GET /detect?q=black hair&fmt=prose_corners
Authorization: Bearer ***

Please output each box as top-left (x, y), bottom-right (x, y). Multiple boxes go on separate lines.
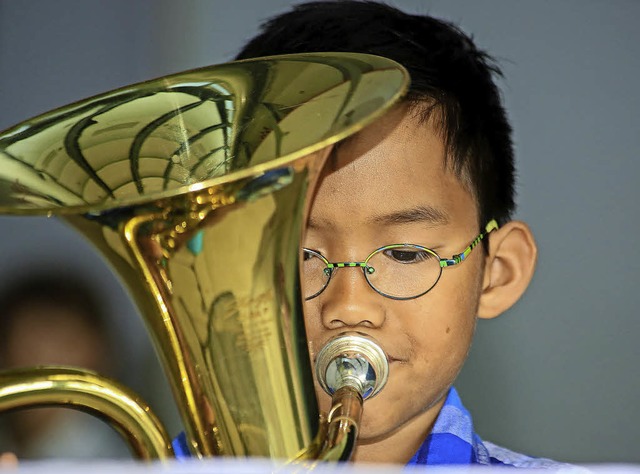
top-left (236, 0), bottom-right (516, 227)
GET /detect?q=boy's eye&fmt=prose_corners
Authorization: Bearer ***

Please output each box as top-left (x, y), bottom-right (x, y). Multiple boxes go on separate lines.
top-left (303, 249), bottom-right (322, 261)
top-left (383, 247), bottom-right (432, 264)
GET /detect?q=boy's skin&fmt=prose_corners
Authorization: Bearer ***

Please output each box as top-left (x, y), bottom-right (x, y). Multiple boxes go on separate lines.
top-left (303, 104), bottom-right (537, 463)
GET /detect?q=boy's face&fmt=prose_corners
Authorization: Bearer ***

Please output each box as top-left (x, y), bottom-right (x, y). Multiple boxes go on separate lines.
top-left (303, 105), bottom-right (486, 450)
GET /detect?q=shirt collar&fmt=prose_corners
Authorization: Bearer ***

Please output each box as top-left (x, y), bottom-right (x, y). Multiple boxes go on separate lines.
top-left (407, 386), bottom-right (487, 465)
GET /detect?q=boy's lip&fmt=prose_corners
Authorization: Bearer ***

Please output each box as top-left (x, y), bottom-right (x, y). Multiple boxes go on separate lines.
top-left (312, 330), bottom-right (407, 364)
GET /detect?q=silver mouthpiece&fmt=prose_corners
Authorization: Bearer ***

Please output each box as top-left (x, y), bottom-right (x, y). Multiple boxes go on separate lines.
top-left (315, 334), bottom-right (389, 400)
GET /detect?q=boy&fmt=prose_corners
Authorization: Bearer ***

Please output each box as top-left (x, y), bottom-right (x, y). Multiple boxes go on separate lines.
top-left (234, 0), bottom-right (557, 467)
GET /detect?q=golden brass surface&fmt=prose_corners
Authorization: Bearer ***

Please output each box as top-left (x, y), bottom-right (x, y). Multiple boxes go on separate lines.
top-left (0, 53), bottom-right (408, 460)
top-left (0, 367), bottom-right (172, 459)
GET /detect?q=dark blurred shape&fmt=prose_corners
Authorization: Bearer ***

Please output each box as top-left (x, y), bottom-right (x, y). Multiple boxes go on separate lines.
top-left (0, 271), bottom-right (129, 459)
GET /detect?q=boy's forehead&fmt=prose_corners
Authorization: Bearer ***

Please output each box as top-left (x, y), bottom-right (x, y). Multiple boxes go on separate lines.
top-left (325, 104), bottom-right (446, 174)
top-left (310, 105), bottom-right (480, 232)
top-left (322, 103), bottom-right (473, 199)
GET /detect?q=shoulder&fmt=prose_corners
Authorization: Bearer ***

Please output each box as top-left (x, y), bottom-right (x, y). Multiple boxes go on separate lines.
top-left (480, 440), bottom-right (580, 470)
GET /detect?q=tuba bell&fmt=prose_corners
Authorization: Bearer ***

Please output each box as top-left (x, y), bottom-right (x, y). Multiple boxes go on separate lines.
top-left (0, 53), bottom-right (407, 461)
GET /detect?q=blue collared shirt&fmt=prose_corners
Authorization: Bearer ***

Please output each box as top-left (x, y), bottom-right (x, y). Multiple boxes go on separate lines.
top-left (172, 386), bottom-right (566, 468)
top-left (408, 387), bottom-right (565, 468)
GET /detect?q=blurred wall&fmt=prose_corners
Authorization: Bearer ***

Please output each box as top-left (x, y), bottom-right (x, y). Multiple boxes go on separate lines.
top-left (0, 0), bottom-right (638, 463)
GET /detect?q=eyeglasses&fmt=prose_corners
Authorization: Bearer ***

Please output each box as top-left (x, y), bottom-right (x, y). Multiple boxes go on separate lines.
top-left (302, 219), bottom-right (498, 301)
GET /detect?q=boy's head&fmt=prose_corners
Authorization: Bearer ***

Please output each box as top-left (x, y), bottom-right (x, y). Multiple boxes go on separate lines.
top-left (237, 0), bottom-right (515, 228)
top-left (238, 1), bottom-right (537, 463)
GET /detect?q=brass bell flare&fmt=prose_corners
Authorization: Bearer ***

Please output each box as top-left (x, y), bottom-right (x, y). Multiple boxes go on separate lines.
top-left (0, 52), bottom-right (407, 461)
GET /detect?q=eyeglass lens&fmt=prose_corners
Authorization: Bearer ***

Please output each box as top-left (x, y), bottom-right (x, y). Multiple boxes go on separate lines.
top-left (302, 246), bottom-right (442, 300)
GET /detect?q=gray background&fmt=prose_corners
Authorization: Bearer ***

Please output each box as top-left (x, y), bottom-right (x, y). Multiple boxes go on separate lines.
top-left (0, 0), bottom-right (638, 464)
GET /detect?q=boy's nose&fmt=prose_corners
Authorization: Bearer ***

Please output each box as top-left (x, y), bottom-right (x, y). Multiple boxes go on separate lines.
top-left (319, 269), bottom-right (385, 329)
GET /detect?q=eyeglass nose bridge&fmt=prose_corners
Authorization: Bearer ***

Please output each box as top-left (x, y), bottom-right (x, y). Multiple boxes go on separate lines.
top-left (325, 261), bottom-right (374, 274)
top-left (314, 260), bottom-right (378, 300)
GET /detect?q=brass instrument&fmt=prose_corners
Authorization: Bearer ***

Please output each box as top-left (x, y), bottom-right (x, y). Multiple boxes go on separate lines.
top-left (0, 53), bottom-right (407, 461)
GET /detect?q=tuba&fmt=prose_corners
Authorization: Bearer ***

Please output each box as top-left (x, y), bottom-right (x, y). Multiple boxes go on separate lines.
top-left (0, 53), bottom-right (407, 461)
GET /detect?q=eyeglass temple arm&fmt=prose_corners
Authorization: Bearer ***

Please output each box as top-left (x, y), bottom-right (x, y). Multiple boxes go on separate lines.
top-left (439, 219), bottom-right (499, 268)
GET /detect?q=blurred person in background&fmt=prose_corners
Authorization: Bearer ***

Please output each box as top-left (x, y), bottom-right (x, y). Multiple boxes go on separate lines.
top-left (0, 271), bottom-right (130, 459)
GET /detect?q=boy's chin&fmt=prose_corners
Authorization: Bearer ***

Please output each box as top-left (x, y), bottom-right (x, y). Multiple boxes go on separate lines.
top-left (314, 385), bottom-right (421, 443)
top-left (357, 405), bottom-right (402, 441)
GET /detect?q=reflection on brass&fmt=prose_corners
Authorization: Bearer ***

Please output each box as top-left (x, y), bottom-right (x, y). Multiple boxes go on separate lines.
top-left (0, 53), bottom-right (408, 460)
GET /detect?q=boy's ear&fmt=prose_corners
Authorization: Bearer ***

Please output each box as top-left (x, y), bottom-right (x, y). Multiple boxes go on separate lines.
top-left (477, 220), bottom-right (537, 319)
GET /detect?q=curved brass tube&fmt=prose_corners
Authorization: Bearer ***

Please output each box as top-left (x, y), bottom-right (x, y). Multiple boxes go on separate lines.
top-left (288, 387), bottom-right (362, 467)
top-left (319, 386), bottom-right (363, 461)
top-left (0, 367), bottom-right (173, 460)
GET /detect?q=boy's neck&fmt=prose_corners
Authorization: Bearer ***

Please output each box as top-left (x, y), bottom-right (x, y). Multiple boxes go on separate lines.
top-left (350, 396), bottom-right (446, 464)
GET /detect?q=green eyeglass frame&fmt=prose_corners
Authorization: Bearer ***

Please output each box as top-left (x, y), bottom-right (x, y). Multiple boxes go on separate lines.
top-left (303, 219), bottom-right (499, 300)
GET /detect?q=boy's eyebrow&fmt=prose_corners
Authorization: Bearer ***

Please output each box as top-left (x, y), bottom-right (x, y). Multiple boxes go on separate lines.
top-left (367, 205), bottom-right (450, 226)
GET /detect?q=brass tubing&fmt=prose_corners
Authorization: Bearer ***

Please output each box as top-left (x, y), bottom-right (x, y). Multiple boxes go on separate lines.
top-left (119, 212), bottom-right (215, 457)
top-left (319, 386), bottom-right (363, 461)
top-left (0, 367), bottom-right (173, 460)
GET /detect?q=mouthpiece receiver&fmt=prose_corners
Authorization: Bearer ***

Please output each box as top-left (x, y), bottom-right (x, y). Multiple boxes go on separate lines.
top-left (315, 334), bottom-right (389, 400)
top-left (310, 334), bottom-right (389, 461)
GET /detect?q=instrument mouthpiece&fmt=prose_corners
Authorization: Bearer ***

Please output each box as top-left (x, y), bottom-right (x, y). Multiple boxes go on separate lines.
top-left (315, 334), bottom-right (389, 400)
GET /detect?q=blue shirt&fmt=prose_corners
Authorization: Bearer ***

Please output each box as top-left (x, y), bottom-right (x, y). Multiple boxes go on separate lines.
top-left (173, 386), bottom-right (567, 468)
top-left (408, 387), bottom-right (565, 468)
